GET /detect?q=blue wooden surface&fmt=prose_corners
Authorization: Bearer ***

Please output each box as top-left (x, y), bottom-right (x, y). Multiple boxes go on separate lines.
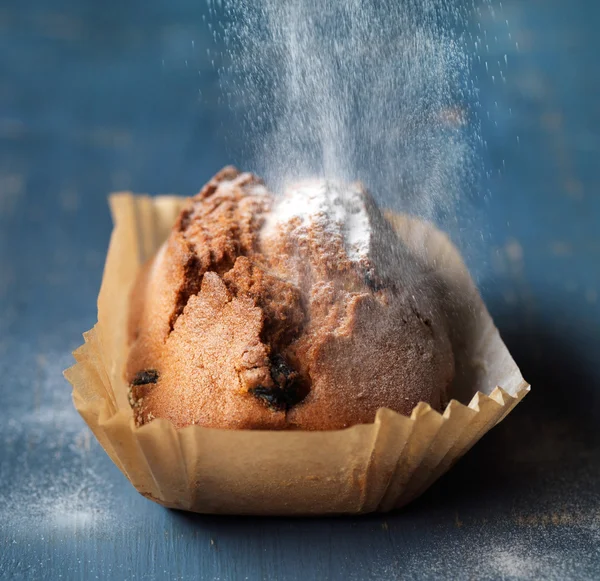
top-left (1, 1), bottom-right (599, 580)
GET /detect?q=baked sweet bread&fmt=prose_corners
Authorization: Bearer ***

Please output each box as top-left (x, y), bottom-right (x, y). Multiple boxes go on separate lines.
top-left (126, 167), bottom-right (454, 430)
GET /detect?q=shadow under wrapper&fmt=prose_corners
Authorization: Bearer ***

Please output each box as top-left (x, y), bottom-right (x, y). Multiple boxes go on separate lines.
top-left (411, 292), bottom-right (600, 513)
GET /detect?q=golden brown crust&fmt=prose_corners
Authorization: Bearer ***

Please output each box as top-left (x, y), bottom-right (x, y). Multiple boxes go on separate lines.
top-left (126, 167), bottom-right (454, 430)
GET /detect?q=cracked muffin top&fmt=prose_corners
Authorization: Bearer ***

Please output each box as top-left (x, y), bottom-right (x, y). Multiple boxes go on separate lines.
top-left (125, 166), bottom-right (455, 430)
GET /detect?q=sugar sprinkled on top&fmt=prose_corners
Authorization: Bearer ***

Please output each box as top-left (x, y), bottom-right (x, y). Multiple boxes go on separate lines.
top-left (263, 179), bottom-right (371, 261)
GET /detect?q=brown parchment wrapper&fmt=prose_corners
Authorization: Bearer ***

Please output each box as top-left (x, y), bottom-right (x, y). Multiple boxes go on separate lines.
top-left (64, 193), bottom-right (529, 515)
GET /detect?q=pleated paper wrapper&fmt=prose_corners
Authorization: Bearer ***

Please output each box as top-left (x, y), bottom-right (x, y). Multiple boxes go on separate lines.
top-left (64, 193), bottom-right (529, 516)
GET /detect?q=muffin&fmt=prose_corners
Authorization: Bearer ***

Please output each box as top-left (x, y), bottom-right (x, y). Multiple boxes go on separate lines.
top-left (126, 167), bottom-right (455, 430)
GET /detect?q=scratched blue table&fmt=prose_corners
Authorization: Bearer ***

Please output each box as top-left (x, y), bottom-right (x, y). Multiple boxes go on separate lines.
top-left (1, 1), bottom-right (599, 580)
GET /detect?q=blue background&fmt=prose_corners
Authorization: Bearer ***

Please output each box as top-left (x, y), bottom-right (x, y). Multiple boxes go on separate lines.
top-left (1, 1), bottom-right (599, 579)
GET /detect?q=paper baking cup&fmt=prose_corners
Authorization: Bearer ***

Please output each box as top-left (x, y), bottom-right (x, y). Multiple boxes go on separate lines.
top-left (64, 193), bottom-right (529, 515)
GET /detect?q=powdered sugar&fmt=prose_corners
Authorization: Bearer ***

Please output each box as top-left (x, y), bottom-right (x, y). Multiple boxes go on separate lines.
top-left (0, 347), bottom-right (116, 535)
top-left (263, 179), bottom-right (371, 261)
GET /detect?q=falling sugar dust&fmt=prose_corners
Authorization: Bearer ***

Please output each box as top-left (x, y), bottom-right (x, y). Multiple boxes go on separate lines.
top-left (210, 0), bottom-right (494, 232)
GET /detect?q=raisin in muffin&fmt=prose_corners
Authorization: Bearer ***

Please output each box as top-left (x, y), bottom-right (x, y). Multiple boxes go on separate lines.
top-left (126, 167), bottom-right (454, 430)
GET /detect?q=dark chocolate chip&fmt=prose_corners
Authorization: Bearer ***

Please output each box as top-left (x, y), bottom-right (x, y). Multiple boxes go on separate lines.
top-left (248, 385), bottom-right (289, 412)
top-left (249, 355), bottom-right (309, 412)
top-left (270, 354), bottom-right (294, 387)
top-left (131, 369), bottom-right (159, 386)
